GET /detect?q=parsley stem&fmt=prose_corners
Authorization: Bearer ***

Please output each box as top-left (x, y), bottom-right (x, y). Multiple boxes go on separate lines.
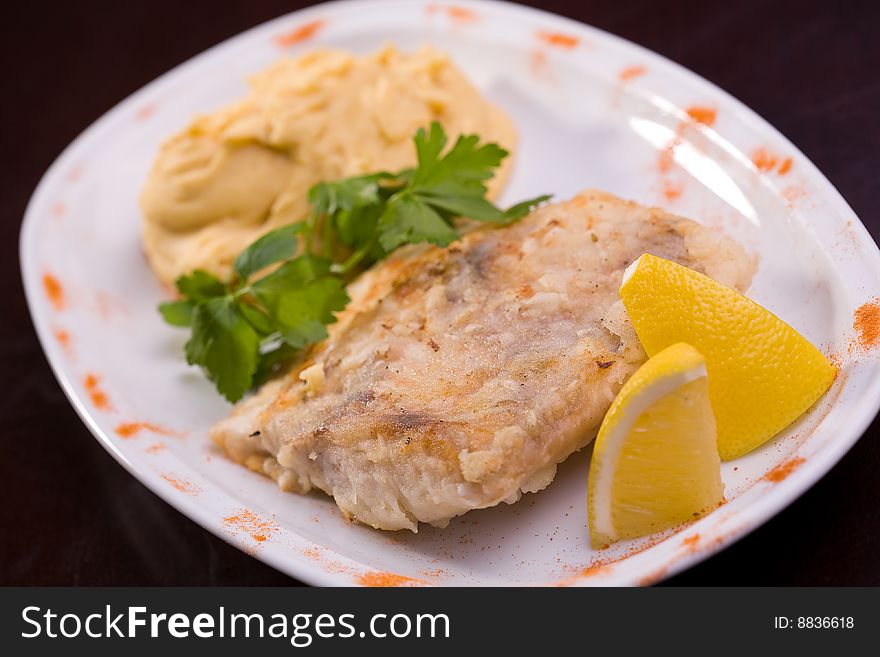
top-left (232, 286), bottom-right (252, 301)
top-left (321, 212), bottom-right (334, 259)
top-left (304, 209), bottom-right (319, 255)
top-left (331, 240), bottom-right (374, 275)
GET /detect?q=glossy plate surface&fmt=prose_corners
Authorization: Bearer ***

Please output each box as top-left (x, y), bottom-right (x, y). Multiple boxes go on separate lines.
top-left (20, 0), bottom-right (880, 585)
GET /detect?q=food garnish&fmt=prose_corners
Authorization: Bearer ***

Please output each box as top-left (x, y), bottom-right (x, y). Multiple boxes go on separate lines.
top-left (587, 343), bottom-right (722, 548)
top-left (619, 253), bottom-right (836, 460)
top-left (160, 122), bottom-right (549, 401)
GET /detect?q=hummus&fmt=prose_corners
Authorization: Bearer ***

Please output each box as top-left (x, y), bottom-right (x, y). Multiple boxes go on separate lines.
top-left (140, 45), bottom-right (517, 285)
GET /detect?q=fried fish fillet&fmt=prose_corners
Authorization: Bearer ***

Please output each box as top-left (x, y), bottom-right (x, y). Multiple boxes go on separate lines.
top-left (211, 190), bottom-right (756, 531)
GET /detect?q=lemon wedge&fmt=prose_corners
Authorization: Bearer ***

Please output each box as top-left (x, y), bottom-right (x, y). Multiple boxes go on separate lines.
top-left (588, 343), bottom-right (722, 548)
top-left (620, 254), bottom-right (836, 460)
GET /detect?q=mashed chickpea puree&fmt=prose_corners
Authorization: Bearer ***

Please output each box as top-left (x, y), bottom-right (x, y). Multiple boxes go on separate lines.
top-left (140, 45), bottom-right (517, 285)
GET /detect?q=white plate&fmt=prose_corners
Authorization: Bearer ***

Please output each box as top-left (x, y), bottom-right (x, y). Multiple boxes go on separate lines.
top-left (20, 0), bottom-right (880, 586)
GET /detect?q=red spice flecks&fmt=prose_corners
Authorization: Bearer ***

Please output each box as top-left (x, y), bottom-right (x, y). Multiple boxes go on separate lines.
top-left (618, 65), bottom-right (646, 81)
top-left (752, 147), bottom-right (778, 172)
top-left (43, 272), bottom-right (65, 311)
top-left (553, 562), bottom-right (613, 587)
top-left (447, 6), bottom-right (478, 22)
top-left (655, 105), bottom-right (714, 201)
top-left (54, 328), bottom-right (73, 356)
top-left (536, 30), bottom-right (580, 49)
top-left (161, 474), bottom-right (201, 495)
top-left (764, 456), bottom-right (806, 483)
top-left (427, 4), bottom-right (478, 21)
top-left (852, 299), bottom-right (880, 351)
top-left (662, 179), bottom-right (683, 201)
top-left (274, 19), bottom-right (325, 47)
top-left (658, 139), bottom-right (678, 174)
top-left (135, 104), bottom-right (157, 121)
top-left (421, 567), bottom-right (450, 580)
top-left (656, 138), bottom-right (683, 206)
top-left (530, 48), bottom-right (547, 76)
top-left (94, 291), bottom-right (129, 320)
top-left (303, 546), bottom-right (323, 561)
top-left (575, 563), bottom-right (608, 578)
top-left (658, 153), bottom-right (674, 175)
top-left (356, 571), bottom-right (427, 587)
top-left (115, 422), bottom-right (182, 439)
top-left (556, 505), bottom-right (731, 587)
top-left (222, 509), bottom-right (279, 544)
top-left (752, 148), bottom-right (793, 175)
top-left (145, 442), bottom-right (167, 455)
top-left (83, 373), bottom-right (113, 411)
top-left (685, 105), bottom-right (717, 127)
top-left (67, 164), bottom-right (84, 182)
top-left (782, 184), bottom-right (807, 207)
top-left (682, 534), bottom-right (701, 551)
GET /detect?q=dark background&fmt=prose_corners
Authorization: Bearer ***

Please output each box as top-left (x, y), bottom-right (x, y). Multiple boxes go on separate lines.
top-left (3, 0), bottom-right (878, 586)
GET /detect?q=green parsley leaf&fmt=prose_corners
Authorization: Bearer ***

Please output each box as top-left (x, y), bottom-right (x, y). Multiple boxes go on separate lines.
top-left (413, 127), bottom-right (507, 187)
top-left (333, 203), bottom-right (385, 257)
top-left (501, 194), bottom-right (553, 222)
top-left (236, 300), bottom-right (276, 336)
top-left (310, 175), bottom-right (388, 253)
top-left (158, 299), bottom-right (195, 327)
top-left (251, 255), bottom-right (349, 348)
top-left (412, 181), bottom-right (506, 221)
top-left (309, 173), bottom-right (391, 217)
top-left (175, 270), bottom-right (225, 301)
top-left (233, 222), bottom-right (305, 282)
top-left (377, 194), bottom-right (458, 251)
top-left (411, 121), bottom-right (448, 183)
top-left (185, 297), bottom-right (260, 403)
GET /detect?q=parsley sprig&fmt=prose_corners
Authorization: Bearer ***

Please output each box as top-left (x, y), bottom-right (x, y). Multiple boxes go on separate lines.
top-left (160, 122), bottom-right (550, 401)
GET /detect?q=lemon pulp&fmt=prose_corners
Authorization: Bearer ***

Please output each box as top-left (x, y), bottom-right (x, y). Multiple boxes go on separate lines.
top-left (588, 343), bottom-right (722, 548)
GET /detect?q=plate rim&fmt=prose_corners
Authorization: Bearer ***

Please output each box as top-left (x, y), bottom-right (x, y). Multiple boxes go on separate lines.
top-left (19, 0), bottom-right (880, 586)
